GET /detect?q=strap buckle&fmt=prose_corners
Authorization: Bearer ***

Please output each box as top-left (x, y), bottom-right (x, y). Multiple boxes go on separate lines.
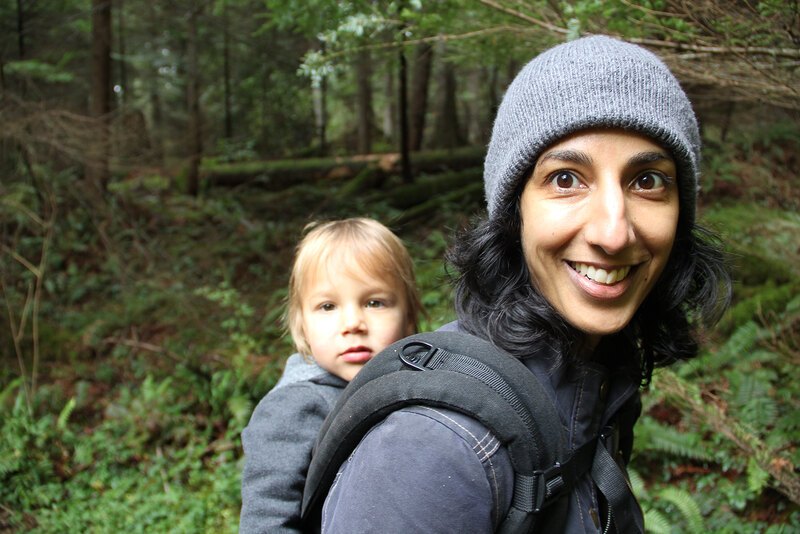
top-left (533, 462), bottom-right (567, 512)
top-left (399, 341), bottom-right (438, 370)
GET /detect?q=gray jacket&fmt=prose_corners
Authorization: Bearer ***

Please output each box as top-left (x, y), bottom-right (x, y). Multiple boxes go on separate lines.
top-left (321, 327), bottom-right (641, 533)
top-left (240, 354), bottom-right (346, 534)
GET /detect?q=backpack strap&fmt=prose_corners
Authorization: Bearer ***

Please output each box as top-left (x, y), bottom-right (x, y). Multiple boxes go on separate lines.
top-left (592, 426), bottom-right (645, 533)
top-left (301, 331), bottom-right (597, 532)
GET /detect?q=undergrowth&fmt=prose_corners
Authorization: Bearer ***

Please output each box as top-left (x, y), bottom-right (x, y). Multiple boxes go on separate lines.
top-left (2, 119), bottom-right (799, 531)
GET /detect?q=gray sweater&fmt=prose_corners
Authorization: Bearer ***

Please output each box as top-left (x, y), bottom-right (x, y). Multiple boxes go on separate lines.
top-left (240, 354), bottom-right (346, 533)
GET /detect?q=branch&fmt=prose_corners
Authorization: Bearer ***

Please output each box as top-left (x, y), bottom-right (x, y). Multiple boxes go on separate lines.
top-left (477, 0), bottom-right (568, 36)
top-left (626, 36), bottom-right (800, 60)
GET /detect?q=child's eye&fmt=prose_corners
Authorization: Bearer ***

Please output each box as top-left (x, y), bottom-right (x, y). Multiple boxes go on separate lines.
top-left (631, 171), bottom-right (671, 191)
top-left (548, 171), bottom-right (582, 189)
top-left (366, 299), bottom-right (386, 308)
top-left (319, 302), bottom-right (336, 311)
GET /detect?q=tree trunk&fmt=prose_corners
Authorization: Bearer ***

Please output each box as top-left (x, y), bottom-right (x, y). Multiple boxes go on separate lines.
top-left (87, 0), bottom-right (112, 192)
top-left (222, 0), bottom-right (233, 138)
top-left (382, 67), bottom-right (396, 144)
top-left (143, 2), bottom-right (163, 165)
top-left (355, 49), bottom-right (373, 154)
top-left (398, 46), bottom-right (412, 183)
top-left (313, 74), bottom-right (328, 156)
top-left (409, 43), bottom-right (433, 151)
top-left (117, 0), bottom-right (126, 105)
top-left (16, 0), bottom-right (25, 59)
top-left (431, 57), bottom-right (464, 149)
top-left (185, 7), bottom-right (202, 196)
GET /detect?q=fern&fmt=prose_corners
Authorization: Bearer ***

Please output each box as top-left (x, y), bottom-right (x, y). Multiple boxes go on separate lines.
top-left (747, 456), bottom-right (770, 495)
top-left (57, 397), bottom-right (76, 430)
top-left (658, 486), bottom-right (706, 533)
top-left (643, 508), bottom-right (673, 534)
top-left (636, 416), bottom-right (714, 463)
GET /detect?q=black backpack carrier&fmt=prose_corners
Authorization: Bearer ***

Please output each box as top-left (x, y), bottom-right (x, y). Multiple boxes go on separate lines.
top-left (301, 331), bottom-right (643, 533)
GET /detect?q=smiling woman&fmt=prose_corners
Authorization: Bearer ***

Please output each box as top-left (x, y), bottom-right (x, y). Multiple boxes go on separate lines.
top-left (520, 129), bottom-right (680, 344)
top-left (319, 36), bottom-right (732, 534)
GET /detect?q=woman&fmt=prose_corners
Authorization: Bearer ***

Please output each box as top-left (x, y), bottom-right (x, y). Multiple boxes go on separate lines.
top-left (319, 35), bottom-right (731, 533)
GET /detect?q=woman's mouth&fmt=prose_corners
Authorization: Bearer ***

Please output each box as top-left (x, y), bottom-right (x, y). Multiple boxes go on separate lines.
top-left (568, 262), bottom-right (632, 285)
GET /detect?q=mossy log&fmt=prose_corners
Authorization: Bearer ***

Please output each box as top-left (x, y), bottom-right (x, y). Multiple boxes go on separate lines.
top-left (391, 181), bottom-right (484, 225)
top-left (202, 146), bottom-right (484, 190)
top-left (382, 167), bottom-right (483, 209)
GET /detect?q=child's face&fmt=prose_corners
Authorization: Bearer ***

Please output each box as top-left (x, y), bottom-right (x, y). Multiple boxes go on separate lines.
top-left (300, 263), bottom-right (414, 382)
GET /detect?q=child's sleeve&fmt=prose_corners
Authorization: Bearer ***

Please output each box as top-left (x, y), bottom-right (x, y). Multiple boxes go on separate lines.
top-left (239, 382), bottom-right (329, 534)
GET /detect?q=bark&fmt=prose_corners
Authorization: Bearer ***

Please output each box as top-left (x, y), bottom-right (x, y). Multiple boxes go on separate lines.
top-left (431, 57), bottom-right (465, 149)
top-left (204, 147), bottom-right (484, 189)
top-left (355, 48), bottom-right (374, 154)
top-left (117, 0), bottom-right (127, 105)
top-left (144, 2), bottom-right (164, 165)
top-left (381, 68), bottom-right (395, 143)
top-left (87, 0), bottom-right (112, 192)
top-left (313, 75), bottom-right (328, 155)
top-left (185, 7), bottom-right (202, 196)
top-left (409, 43), bottom-right (433, 151)
top-left (17, 0), bottom-right (25, 59)
top-left (398, 47), bottom-right (412, 183)
top-left (222, 1), bottom-right (232, 138)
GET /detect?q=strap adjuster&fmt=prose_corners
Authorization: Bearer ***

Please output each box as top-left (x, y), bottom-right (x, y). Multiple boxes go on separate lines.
top-left (399, 341), bottom-right (438, 370)
top-left (533, 462), bottom-right (566, 512)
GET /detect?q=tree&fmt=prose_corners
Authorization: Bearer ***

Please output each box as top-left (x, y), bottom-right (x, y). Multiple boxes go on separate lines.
top-left (87, 0), bottom-right (112, 192)
top-left (409, 43), bottom-right (433, 151)
top-left (185, 4), bottom-right (203, 196)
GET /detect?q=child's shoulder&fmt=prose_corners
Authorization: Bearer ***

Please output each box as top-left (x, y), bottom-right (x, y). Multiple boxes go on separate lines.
top-left (273, 353), bottom-right (326, 389)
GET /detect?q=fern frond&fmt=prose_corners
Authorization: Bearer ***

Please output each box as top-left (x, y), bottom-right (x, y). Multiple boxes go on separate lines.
top-left (658, 486), bottom-right (705, 533)
top-left (636, 416), bottom-right (713, 462)
top-left (643, 508), bottom-right (672, 534)
top-left (628, 468), bottom-right (648, 501)
top-left (57, 397), bottom-right (77, 430)
top-left (747, 456), bottom-right (770, 495)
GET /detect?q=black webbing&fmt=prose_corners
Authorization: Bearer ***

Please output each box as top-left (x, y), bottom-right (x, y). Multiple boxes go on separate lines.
top-left (591, 440), bottom-right (645, 533)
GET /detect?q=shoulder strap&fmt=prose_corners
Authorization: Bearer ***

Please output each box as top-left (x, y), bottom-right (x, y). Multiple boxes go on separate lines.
top-left (301, 331), bottom-right (597, 532)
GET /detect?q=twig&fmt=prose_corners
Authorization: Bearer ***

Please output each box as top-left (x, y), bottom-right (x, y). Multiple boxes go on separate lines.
top-left (1, 279), bottom-right (31, 414)
top-left (477, 0), bottom-right (568, 35)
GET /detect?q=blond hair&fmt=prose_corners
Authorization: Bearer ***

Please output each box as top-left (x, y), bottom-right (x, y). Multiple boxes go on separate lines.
top-left (286, 218), bottom-right (423, 357)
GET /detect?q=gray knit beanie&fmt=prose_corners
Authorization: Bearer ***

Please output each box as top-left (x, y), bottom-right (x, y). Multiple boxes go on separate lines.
top-left (484, 35), bottom-right (700, 227)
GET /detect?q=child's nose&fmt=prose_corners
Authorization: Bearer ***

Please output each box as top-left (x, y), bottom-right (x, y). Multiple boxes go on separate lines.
top-left (341, 305), bottom-right (366, 333)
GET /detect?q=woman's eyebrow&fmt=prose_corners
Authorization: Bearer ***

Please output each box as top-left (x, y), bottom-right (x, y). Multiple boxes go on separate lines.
top-left (628, 151), bottom-right (672, 166)
top-left (539, 149), bottom-right (593, 166)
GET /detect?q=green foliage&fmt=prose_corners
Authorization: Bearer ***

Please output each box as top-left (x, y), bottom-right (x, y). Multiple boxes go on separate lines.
top-left (4, 60), bottom-right (75, 84)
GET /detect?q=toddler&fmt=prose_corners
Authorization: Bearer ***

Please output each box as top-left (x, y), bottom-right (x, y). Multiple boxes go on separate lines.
top-left (239, 217), bottom-right (423, 533)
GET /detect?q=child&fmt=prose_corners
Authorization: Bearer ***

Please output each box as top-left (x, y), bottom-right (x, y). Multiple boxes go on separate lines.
top-left (239, 217), bottom-right (423, 533)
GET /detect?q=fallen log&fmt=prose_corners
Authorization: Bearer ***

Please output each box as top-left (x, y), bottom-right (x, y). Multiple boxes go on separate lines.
top-left (203, 147), bottom-right (485, 190)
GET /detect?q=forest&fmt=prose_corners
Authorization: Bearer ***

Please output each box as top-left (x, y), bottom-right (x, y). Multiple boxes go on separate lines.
top-left (1, 0), bottom-right (798, 532)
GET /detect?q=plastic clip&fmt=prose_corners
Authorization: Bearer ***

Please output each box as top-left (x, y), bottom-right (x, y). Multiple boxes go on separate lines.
top-left (533, 462), bottom-right (566, 512)
top-left (399, 341), bottom-right (438, 371)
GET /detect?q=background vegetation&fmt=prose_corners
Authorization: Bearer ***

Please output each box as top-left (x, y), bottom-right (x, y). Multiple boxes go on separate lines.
top-left (1, 0), bottom-right (798, 532)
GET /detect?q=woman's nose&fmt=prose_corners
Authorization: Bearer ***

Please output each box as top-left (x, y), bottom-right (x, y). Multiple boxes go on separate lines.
top-left (584, 183), bottom-right (635, 255)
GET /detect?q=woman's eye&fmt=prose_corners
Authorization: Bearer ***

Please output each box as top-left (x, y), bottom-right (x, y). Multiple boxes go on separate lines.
top-left (549, 171), bottom-right (581, 189)
top-left (632, 171), bottom-right (669, 191)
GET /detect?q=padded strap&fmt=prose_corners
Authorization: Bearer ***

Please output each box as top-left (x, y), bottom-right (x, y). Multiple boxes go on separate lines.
top-left (591, 439), bottom-right (645, 533)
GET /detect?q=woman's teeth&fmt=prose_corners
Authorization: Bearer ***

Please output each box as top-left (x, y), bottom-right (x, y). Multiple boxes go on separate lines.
top-left (570, 262), bottom-right (631, 285)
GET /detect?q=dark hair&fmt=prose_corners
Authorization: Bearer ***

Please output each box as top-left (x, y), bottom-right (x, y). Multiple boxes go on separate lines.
top-left (446, 195), bottom-right (731, 386)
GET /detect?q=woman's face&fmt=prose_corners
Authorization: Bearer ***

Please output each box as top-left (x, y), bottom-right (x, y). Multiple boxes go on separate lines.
top-left (519, 128), bottom-right (680, 346)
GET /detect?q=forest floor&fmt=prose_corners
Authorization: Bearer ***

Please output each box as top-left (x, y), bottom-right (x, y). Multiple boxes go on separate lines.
top-left (1, 120), bottom-right (799, 532)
